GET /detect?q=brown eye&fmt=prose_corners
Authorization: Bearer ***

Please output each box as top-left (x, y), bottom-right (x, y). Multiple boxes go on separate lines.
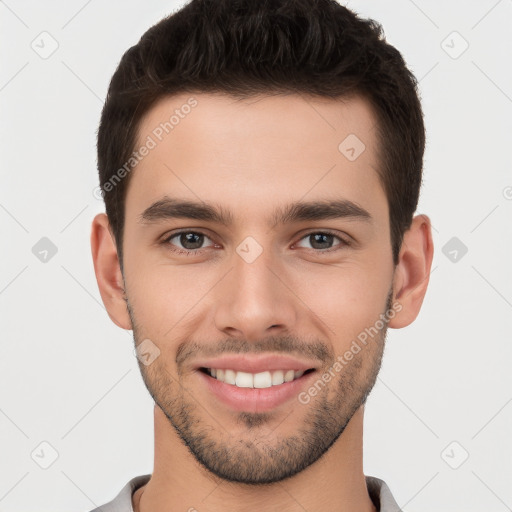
top-left (163, 231), bottom-right (215, 254)
top-left (295, 231), bottom-right (348, 251)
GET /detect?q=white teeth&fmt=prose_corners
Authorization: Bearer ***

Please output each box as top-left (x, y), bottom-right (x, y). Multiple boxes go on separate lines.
top-left (224, 369), bottom-right (236, 385)
top-left (207, 368), bottom-right (310, 388)
top-left (253, 371), bottom-right (272, 388)
top-left (235, 371), bottom-right (253, 388)
top-left (272, 370), bottom-right (284, 385)
top-left (284, 369), bottom-right (295, 382)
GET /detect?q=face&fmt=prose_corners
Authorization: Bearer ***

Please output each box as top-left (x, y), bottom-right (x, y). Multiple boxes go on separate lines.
top-left (121, 92), bottom-right (396, 484)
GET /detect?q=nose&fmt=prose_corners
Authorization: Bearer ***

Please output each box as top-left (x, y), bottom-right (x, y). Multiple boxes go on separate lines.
top-left (213, 247), bottom-right (298, 342)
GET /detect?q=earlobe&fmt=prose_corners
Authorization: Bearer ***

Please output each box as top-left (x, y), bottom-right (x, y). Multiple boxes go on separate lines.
top-left (90, 213), bottom-right (132, 330)
top-left (388, 214), bottom-right (434, 329)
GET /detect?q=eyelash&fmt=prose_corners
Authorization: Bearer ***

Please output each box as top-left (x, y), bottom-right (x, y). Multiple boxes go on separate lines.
top-left (160, 229), bottom-right (351, 256)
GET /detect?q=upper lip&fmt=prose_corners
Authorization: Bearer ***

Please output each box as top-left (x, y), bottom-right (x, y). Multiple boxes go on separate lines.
top-left (195, 354), bottom-right (318, 374)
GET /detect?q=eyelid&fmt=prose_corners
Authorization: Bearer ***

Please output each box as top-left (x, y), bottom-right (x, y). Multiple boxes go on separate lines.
top-left (160, 228), bottom-right (352, 255)
top-left (161, 229), bottom-right (217, 253)
top-left (292, 229), bottom-right (351, 250)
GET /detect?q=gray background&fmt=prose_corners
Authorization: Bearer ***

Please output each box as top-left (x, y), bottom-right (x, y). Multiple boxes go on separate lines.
top-left (1, 0), bottom-right (511, 510)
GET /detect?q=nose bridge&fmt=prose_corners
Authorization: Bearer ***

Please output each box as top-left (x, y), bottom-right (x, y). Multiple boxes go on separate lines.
top-left (213, 241), bottom-right (297, 339)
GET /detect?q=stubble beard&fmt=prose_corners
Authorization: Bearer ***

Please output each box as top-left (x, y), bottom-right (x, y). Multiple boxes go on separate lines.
top-left (127, 291), bottom-right (391, 485)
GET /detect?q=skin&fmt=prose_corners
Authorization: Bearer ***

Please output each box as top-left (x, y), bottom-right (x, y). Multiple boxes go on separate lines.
top-left (91, 92), bottom-right (433, 512)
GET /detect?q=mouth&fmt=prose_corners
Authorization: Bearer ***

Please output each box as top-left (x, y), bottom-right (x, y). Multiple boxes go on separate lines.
top-left (196, 366), bottom-right (318, 413)
top-left (199, 367), bottom-right (316, 388)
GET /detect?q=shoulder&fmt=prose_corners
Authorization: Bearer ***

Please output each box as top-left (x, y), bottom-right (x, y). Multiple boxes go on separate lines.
top-left (365, 475), bottom-right (403, 512)
top-left (87, 474), bottom-right (151, 512)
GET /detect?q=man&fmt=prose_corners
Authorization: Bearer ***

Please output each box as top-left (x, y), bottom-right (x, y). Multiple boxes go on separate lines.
top-left (89, 0), bottom-right (433, 510)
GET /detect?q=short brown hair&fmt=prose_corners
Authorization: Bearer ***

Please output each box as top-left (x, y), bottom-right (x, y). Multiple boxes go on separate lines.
top-left (97, 0), bottom-right (425, 271)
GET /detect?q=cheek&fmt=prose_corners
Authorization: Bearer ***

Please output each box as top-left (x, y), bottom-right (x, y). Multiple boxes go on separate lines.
top-left (124, 233), bottom-right (394, 346)
top-left (288, 259), bottom-right (392, 343)
top-left (125, 257), bottom-right (218, 336)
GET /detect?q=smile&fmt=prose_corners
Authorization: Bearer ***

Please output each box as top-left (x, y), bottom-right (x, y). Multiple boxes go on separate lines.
top-left (201, 367), bottom-right (315, 388)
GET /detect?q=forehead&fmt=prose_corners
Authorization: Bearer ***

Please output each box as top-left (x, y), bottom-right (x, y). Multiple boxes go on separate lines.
top-left (126, 91), bottom-right (385, 224)
top-left (136, 91), bottom-right (378, 157)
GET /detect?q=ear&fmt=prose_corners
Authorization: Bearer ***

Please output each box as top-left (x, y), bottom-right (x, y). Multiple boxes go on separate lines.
top-left (90, 213), bottom-right (132, 330)
top-left (388, 214), bottom-right (434, 328)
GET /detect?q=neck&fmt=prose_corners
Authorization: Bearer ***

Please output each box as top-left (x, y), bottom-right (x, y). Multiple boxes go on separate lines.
top-left (134, 404), bottom-right (376, 512)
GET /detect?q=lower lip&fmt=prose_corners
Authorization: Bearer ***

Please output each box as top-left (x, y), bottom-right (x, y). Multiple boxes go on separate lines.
top-left (197, 369), bottom-right (317, 413)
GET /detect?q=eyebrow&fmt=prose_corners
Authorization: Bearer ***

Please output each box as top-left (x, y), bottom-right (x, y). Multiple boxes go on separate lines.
top-left (138, 196), bottom-right (372, 228)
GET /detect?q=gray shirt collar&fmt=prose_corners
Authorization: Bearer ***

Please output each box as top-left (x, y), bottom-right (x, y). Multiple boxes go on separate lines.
top-left (89, 473), bottom-right (403, 512)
